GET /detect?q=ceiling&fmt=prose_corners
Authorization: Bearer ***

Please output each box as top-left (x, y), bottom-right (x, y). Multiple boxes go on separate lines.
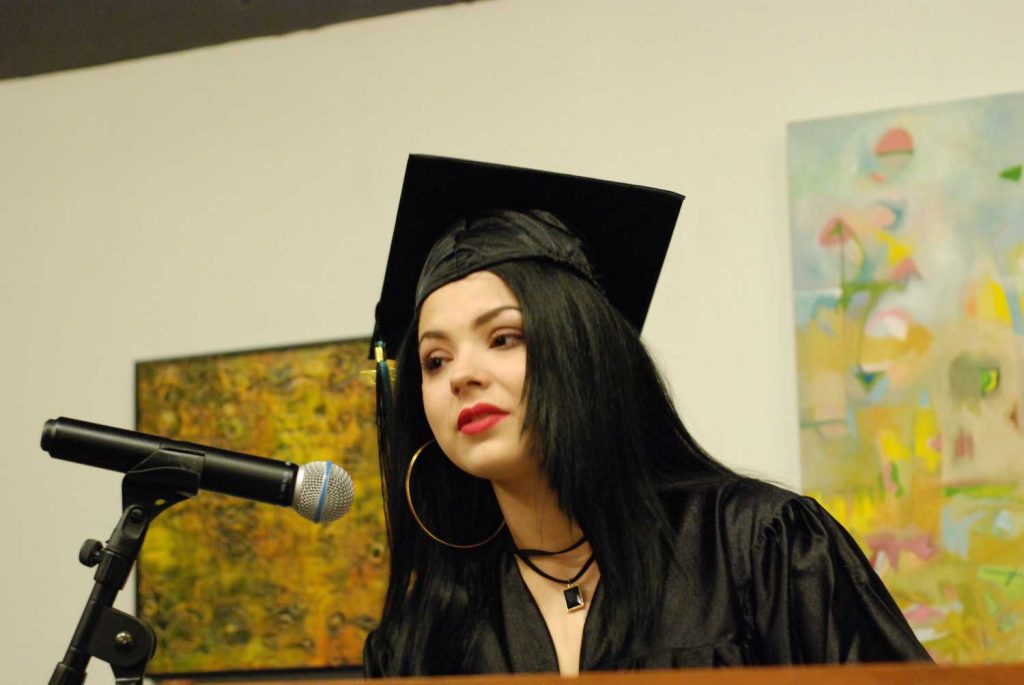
top-left (0, 0), bottom-right (474, 80)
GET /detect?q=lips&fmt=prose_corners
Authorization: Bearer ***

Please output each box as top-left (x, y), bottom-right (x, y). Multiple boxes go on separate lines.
top-left (457, 403), bottom-right (509, 435)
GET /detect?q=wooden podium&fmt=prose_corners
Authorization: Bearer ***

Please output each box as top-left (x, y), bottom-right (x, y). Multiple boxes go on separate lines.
top-left (163, 662), bottom-right (1024, 684)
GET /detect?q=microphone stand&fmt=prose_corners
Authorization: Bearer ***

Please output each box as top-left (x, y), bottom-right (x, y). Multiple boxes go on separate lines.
top-left (49, 450), bottom-right (204, 685)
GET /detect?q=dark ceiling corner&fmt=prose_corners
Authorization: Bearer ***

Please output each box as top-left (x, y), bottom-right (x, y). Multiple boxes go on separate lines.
top-left (0, 0), bottom-right (477, 81)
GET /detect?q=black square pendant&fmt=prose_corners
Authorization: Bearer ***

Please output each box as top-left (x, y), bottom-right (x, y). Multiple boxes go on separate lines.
top-left (563, 585), bottom-right (585, 613)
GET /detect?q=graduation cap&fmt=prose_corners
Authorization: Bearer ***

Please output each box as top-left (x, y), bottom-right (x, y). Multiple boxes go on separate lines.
top-left (371, 154), bottom-right (684, 364)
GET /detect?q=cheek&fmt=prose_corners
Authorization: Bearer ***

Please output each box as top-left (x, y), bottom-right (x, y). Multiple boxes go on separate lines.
top-left (421, 382), bottom-right (449, 436)
top-left (505, 353), bottom-right (527, 400)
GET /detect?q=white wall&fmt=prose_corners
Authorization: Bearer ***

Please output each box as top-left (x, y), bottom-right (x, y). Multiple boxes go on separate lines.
top-left (2, 1), bottom-right (1021, 681)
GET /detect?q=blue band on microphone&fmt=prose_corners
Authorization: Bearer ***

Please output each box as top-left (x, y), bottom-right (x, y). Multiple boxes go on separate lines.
top-left (314, 462), bottom-right (332, 523)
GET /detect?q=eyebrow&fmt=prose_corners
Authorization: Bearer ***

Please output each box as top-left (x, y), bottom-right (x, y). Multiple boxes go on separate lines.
top-left (418, 305), bottom-right (522, 346)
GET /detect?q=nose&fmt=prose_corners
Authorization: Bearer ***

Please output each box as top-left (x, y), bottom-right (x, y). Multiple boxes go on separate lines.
top-left (449, 348), bottom-right (489, 396)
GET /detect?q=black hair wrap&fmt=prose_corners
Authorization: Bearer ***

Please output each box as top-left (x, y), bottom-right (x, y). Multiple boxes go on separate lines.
top-left (414, 209), bottom-right (601, 310)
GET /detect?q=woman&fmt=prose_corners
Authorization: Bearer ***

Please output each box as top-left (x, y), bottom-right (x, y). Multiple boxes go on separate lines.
top-left (364, 155), bottom-right (930, 676)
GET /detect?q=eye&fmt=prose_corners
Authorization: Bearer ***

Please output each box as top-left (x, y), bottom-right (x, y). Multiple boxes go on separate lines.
top-left (420, 352), bottom-right (448, 374)
top-left (491, 330), bottom-right (524, 349)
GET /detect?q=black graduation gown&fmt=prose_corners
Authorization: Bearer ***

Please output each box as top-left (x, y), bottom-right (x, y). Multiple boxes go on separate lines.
top-left (364, 478), bottom-right (931, 675)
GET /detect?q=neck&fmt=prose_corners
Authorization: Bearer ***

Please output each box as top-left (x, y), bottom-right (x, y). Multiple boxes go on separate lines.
top-left (491, 469), bottom-right (582, 553)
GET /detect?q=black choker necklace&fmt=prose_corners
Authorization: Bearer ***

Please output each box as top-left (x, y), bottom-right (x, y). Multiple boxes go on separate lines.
top-left (516, 535), bottom-right (586, 557)
top-left (514, 543), bottom-right (595, 613)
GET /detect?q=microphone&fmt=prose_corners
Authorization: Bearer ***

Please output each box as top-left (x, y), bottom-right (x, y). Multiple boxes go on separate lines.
top-left (41, 417), bottom-right (354, 523)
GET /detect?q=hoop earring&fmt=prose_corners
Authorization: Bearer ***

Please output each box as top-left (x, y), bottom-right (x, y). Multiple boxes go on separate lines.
top-left (405, 439), bottom-right (506, 549)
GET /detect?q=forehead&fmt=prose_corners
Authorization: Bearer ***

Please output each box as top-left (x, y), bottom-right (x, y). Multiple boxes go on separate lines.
top-left (418, 271), bottom-right (519, 331)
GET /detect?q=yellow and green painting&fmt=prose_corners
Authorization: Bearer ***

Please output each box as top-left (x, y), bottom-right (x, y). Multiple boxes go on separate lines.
top-left (135, 338), bottom-right (386, 675)
top-left (789, 92), bottom-right (1024, 663)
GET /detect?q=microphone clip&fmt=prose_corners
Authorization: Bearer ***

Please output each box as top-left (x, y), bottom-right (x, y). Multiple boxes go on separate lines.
top-left (121, 446), bottom-right (203, 512)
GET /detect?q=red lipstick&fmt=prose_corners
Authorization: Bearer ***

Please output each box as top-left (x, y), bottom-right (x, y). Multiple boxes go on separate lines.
top-left (457, 403), bottom-right (509, 435)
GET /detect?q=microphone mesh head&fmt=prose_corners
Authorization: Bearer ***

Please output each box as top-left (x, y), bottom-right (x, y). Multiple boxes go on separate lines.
top-left (293, 461), bottom-right (354, 523)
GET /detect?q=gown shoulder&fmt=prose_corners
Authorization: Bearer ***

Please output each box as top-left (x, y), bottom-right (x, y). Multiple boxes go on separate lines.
top-left (657, 475), bottom-right (931, 664)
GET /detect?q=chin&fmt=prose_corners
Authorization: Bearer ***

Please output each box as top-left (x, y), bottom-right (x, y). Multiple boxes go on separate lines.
top-left (443, 442), bottom-right (531, 483)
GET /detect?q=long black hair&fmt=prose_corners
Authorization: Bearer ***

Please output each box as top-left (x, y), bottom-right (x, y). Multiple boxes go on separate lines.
top-left (370, 259), bottom-right (736, 674)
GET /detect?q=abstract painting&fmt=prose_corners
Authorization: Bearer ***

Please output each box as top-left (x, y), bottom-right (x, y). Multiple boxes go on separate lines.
top-left (789, 91), bottom-right (1024, 663)
top-left (135, 337), bottom-right (385, 675)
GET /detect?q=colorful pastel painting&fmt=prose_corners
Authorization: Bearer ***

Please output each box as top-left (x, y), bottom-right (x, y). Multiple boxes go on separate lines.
top-left (789, 92), bottom-right (1024, 663)
top-left (135, 338), bottom-right (386, 675)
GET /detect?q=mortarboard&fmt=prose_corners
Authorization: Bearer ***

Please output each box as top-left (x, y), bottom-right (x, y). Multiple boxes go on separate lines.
top-left (370, 154), bottom-right (685, 362)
